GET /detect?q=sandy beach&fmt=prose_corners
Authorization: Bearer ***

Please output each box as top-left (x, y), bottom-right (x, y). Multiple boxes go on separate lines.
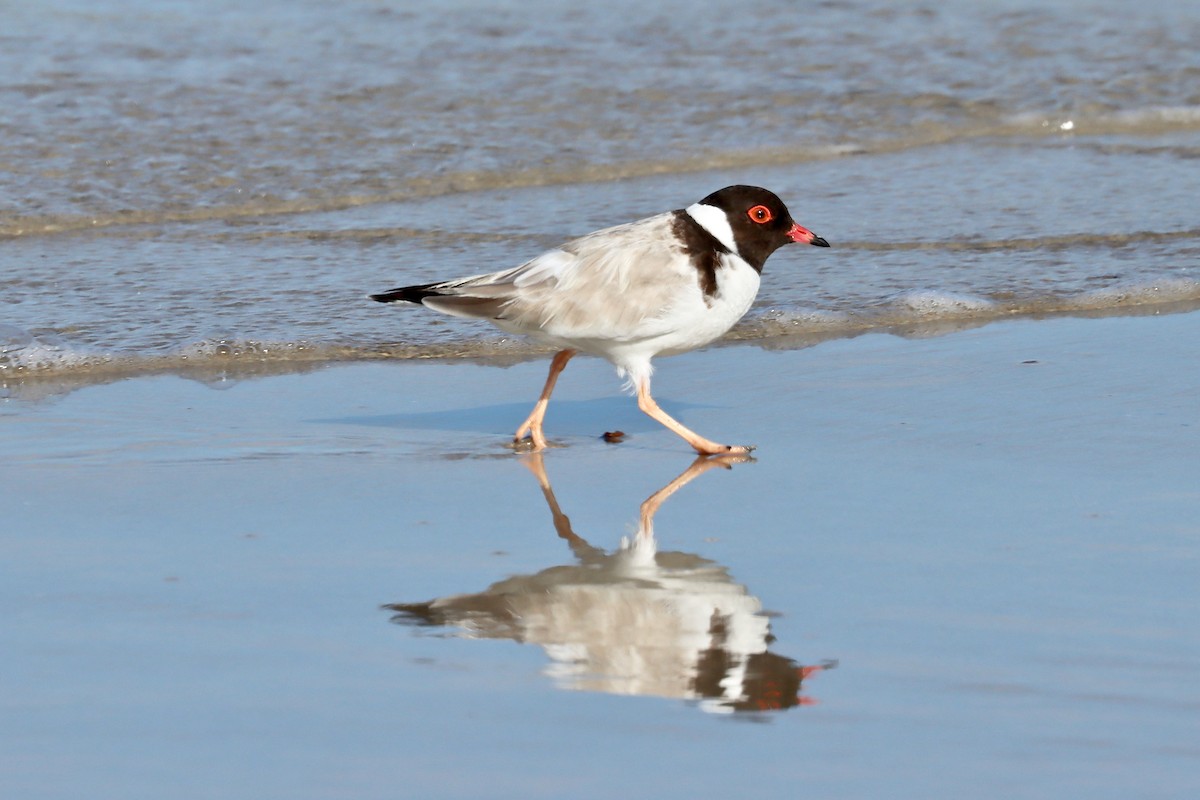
top-left (4, 311), bottom-right (1198, 799)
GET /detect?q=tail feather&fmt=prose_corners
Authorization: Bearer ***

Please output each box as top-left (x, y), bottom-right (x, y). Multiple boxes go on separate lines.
top-left (371, 280), bottom-right (511, 320)
top-left (369, 282), bottom-right (444, 304)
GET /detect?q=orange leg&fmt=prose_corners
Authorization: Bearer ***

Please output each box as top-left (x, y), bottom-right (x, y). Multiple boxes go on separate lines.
top-left (635, 377), bottom-right (754, 456)
top-left (514, 349), bottom-right (576, 450)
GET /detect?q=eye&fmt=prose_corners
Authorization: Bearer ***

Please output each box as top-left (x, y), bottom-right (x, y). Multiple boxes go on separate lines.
top-left (747, 204), bottom-right (773, 224)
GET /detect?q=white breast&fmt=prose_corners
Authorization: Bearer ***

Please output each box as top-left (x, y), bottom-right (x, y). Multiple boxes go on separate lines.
top-left (639, 253), bottom-right (761, 357)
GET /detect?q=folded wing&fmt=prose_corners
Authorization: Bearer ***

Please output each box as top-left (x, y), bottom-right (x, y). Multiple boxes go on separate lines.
top-left (374, 214), bottom-right (695, 343)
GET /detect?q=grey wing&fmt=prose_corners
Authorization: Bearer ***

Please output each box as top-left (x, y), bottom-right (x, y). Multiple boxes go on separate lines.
top-left (423, 214), bottom-right (695, 341)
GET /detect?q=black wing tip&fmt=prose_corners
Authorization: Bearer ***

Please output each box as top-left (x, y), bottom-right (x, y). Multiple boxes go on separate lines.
top-left (369, 283), bottom-right (441, 304)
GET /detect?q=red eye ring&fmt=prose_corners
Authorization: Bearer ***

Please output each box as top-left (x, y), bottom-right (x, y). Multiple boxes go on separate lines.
top-left (748, 204), bottom-right (773, 224)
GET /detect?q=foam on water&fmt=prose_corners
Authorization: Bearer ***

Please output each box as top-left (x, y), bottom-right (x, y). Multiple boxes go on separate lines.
top-left (884, 290), bottom-right (998, 317)
top-left (0, 325), bottom-right (112, 374)
top-left (1072, 277), bottom-right (1200, 310)
top-left (175, 338), bottom-right (321, 363)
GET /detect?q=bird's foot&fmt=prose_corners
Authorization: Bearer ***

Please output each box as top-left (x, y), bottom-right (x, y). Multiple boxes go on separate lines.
top-left (692, 442), bottom-right (756, 456)
top-left (512, 427), bottom-right (553, 452)
top-left (511, 436), bottom-right (546, 453)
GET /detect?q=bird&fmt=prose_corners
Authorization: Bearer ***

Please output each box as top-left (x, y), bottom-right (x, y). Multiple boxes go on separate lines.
top-left (370, 185), bottom-right (829, 454)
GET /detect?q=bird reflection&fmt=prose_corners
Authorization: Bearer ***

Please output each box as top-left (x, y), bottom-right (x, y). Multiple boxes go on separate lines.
top-left (385, 454), bottom-right (835, 713)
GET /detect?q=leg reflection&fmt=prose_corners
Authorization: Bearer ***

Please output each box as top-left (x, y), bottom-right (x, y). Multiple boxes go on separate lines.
top-left (637, 453), bottom-right (752, 539)
top-left (387, 453), bottom-right (835, 713)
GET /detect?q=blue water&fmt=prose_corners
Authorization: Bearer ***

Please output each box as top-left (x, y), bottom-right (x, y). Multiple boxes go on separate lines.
top-left (4, 314), bottom-right (1199, 799)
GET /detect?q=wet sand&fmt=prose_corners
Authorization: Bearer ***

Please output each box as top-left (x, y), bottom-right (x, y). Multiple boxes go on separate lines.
top-left (4, 312), bottom-right (1199, 799)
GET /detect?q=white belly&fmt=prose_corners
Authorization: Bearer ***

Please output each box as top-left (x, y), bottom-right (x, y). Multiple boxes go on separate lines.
top-left (599, 256), bottom-right (761, 373)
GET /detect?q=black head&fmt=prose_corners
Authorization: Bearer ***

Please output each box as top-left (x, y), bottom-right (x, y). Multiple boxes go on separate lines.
top-left (695, 185), bottom-right (829, 272)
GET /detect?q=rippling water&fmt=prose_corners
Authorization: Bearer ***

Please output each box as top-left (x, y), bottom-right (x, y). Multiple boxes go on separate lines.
top-left (2, 0), bottom-right (1198, 384)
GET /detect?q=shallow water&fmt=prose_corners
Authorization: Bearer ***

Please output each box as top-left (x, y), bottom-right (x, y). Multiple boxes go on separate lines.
top-left (3, 0), bottom-right (1199, 383)
top-left (3, 315), bottom-right (1199, 799)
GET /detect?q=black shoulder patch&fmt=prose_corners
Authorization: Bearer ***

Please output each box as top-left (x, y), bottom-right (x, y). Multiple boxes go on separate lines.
top-left (671, 210), bottom-right (729, 299)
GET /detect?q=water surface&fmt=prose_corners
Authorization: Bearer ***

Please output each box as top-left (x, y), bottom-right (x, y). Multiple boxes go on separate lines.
top-left (3, 0), bottom-right (1198, 384)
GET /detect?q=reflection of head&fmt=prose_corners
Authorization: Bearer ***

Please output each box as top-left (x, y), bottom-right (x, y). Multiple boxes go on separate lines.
top-left (695, 640), bottom-right (829, 713)
top-left (387, 455), bottom-right (835, 713)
